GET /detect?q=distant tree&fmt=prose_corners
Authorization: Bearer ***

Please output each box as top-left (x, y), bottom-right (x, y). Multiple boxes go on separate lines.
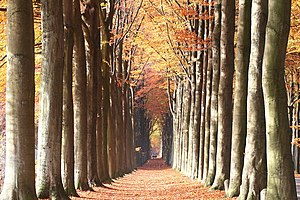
top-left (0, 0), bottom-right (37, 199)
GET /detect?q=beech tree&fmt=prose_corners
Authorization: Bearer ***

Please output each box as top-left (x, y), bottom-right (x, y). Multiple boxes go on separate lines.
top-left (262, 0), bottom-right (297, 199)
top-left (35, 0), bottom-right (68, 198)
top-left (73, 0), bottom-right (89, 190)
top-left (0, 0), bottom-right (37, 199)
top-left (212, 0), bottom-right (235, 190)
top-left (205, 0), bottom-right (221, 187)
top-left (239, 0), bottom-right (267, 199)
top-left (61, 0), bottom-right (78, 196)
top-left (226, 0), bottom-right (251, 196)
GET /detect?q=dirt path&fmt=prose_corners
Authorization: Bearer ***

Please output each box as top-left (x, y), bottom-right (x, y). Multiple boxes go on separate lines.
top-left (72, 159), bottom-right (231, 200)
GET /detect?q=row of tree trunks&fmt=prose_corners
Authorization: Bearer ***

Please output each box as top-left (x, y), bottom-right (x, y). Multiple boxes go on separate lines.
top-left (1, 0), bottom-right (137, 199)
top-left (167, 0), bottom-right (297, 199)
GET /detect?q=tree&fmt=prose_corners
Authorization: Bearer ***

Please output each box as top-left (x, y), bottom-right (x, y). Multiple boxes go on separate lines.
top-left (61, 0), bottom-right (78, 196)
top-left (212, 0), bottom-right (235, 190)
top-left (82, 0), bottom-right (101, 186)
top-left (226, 0), bottom-right (251, 196)
top-left (205, 0), bottom-right (221, 187)
top-left (0, 0), bottom-right (37, 199)
top-left (73, 0), bottom-right (89, 190)
top-left (262, 0), bottom-right (297, 199)
top-left (238, 0), bottom-right (267, 199)
top-left (35, 0), bottom-right (69, 198)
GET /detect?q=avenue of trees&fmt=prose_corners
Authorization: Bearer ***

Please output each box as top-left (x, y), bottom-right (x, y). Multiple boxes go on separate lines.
top-left (0, 0), bottom-right (299, 199)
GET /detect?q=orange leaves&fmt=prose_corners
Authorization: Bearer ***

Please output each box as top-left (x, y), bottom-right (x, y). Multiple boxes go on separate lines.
top-left (71, 159), bottom-right (235, 200)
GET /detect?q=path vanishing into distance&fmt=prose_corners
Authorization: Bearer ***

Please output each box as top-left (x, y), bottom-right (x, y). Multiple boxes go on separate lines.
top-left (71, 159), bottom-right (232, 200)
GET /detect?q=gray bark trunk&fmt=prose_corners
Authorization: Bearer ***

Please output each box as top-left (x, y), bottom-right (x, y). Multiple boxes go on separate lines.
top-left (212, 0), bottom-right (235, 190)
top-left (226, 0), bottom-right (251, 197)
top-left (36, 0), bottom-right (69, 198)
top-left (239, 1), bottom-right (267, 199)
top-left (0, 0), bottom-right (37, 199)
top-left (202, 11), bottom-right (213, 181)
top-left (205, 0), bottom-right (221, 187)
top-left (262, 0), bottom-right (297, 199)
top-left (181, 80), bottom-right (191, 174)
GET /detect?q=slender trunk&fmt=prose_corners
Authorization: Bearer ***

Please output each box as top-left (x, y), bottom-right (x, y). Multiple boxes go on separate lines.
top-left (61, 0), bottom-right (78, 195)
top-left (226, 0), bottom-right (251, 197)
top-left (198, 46), bottom-right (208, 180)
top-left (205, 0), bottom-right (221, 187)
top-left (181, 80), bottom-right (191, 174)
top-left (212, 0), bottom-right (235, 189)
top-left (202, 12), bottom-right (213, 181)
top-left (82, 0), bottom-right (101, 186)
top-left (73, 0), bottom-right (89, 190)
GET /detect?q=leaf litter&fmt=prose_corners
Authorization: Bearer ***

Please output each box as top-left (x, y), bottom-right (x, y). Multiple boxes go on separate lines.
top-left (71, 159), bottom-right (235, 200)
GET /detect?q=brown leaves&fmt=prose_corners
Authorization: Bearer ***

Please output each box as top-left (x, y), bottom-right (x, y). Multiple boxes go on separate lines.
top-left (72, 159), bottom-right (235, 200)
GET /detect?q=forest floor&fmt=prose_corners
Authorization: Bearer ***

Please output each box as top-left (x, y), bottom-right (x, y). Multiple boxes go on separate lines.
top-left (72, 159), bottom-right (234, 200)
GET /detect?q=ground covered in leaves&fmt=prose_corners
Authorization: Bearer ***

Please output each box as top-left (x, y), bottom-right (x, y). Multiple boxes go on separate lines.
top-left (72, 159), bottom-right (233, 199)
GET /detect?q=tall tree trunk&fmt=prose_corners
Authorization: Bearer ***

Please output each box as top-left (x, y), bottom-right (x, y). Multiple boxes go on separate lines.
top-left (226, 0), bottom-right (251, 197)
top-left (187, 66), bottom-right (196, 178)
top-left (262, 0), bottom-right (297, 199)
top-left (101, 28), bottom-right (111, 181)
top-left (0, 0), bottom-right (37, 199)
top-left (61, 0), bottom-right (78, 196)
top-left (198, 43), bottom-right (208, 180)
top-left (212, 0), bottom-right (235, 190)
top-left (36, 0), bottom-right (69, 198)
top-left (73, 0), bottom-right (89, 190)
top-left (82, 0), bottom-right (101, 186)
top-left (181, 80), bottom-right (191, 174)
top-left (202, 9), bottom-right (213, 180)
top-left (238, 1), bottom-right (267, 199)
top-left (96, 48), bottom-right (104, 181)
top-left (205, 0), bottom-right (221, 187)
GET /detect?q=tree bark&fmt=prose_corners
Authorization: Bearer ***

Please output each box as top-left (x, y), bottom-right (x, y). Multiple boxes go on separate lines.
top-left (238, 1), bottom-right (267, 199)
top-left (61, 0), bottom-right (78, 196)
top-left (82, 0), bottom-right (101, 186)
top-left (226, 0), bottom-right (251, 197)
top-left (212, 0), bottom-right (235, 190)
top-left (262, 0), bottom-right (297, 199)
top-left (73, 0), bottom-right (89, 191)
top-left (205, 0), bottom-right (221, 187)
top-left (0, 0), bottom-right (37, 199)
top-left (36, 0), bottom-right (69, 198)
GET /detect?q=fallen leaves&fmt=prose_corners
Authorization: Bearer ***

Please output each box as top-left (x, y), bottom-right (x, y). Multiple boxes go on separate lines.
top-left (71, 159), bottom-right (235, 200)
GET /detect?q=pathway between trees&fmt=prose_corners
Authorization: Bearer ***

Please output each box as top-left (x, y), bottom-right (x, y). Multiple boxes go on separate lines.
top-left (71, 159), bottom-right (231, 199)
